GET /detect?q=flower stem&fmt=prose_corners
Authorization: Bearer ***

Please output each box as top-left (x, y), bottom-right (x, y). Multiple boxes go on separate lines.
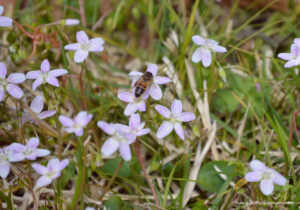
top-left (79, 61), bottom-right (88, 110)
top-left (135, 138), bottom-right (160, 209)
top-left (69, 137), bottom-right (86, 209)
top-left (98, 159), bottom-right (124, 201)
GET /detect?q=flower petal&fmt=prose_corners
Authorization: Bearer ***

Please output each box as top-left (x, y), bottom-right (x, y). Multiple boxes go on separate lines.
top-left (0, 6), bottom-right (3, 16)
top-left (149, 84), bottom-right (162, 100)
top-left (46, 77), bottom-right (59, 87)
top-left (49, 69), bottom-right (68, 77)
top-left (35, 149), bottom-right (50, 158)
top-left (58, 159), bottom-right (69, 171)
top-left (7, 73), bottom-right (26, 84)
top-left (74, 50), bottom-right (89, 63)
top-left (191, 48), bottom-right (202, 63)
top-left (32, 78), bottom-right (44, 90)
top-left (75, 111), bottom-right (93, 127)
top-left (0, 62), bottom-right (7, 79)
top-left (101, 137), bottom-right (119, 157)
top-left (146, 63), bottom-right (158, 76)
top-left (38, 110), bottom-right (56, 119)
top-left (202, 49), bottom-right (212, 67)
top-left (26, 137), bottom-right (39, 148)
top-left (245, 171), bottom-right (261, 182)
top-left (59, 115), bottom-right (74, 127)
top-left (48, 159), bottom-right (60, 171)
top-left (192, 35), bottom-right (205, 45)
top-left (89, 38), bottom-right (105, 52)
top-left (6, 84), bottom-right (24, 99)
top-left (0, 16), bottom-right (12, 27)
top-left (26, 71), bottom-right (42, 79)
top-left (32, 163), bottom-right (49, 175)
top-left (294, 38), bottom-right (300, 48)
top-left (260, 179), bottom-right (274, 196)
top-left (137, 100), bottom-right (146, 112)
top-left (137, 128), bottom-right (150, 136)
top-left (284, 60), bottom-right (296, 68)
top-left (30, 96), bottom-right (44, 114)
top-left (97, 121), bottom-right (115, 135)
top-left (154, 76), bottom-right (171, 85)
top-left (129, 113), bottom-right (140, 130)
top-left (278, 53), bottom-right (292, 61)
top-left (171, 99), bottom-right (183, 116)
top-left (156, 121), bottom-right (174, 139)
top-left (64, 43), bottom-right (81, 51)
top-left (65, 19), bottom-right (80, 26)
top-left (0, 161), bottom-right (10, 178)
top-left (119, 143), bottom-right (131, 161)
top-left (272, 172), bottom-right (287, 186)
top-left (250, 160), bottom-right (266, 171)
top-left (40, 59), bottom-right (50, 72)
top-left (36, 176), bottom-right (53, 188)
top-left (76, 30), bottom-right (89, 43)
top-left (211, 44), bottom-right (227, 53)
top-left (155, 105), bottom-right (171, 118)
top-left (178, 112), bottom-right (195, 122)
top-left (174, 123), bottom-right (185, 140)
top-left (124, 103), bottom-right (138, 116)
top-left (117, 92), bottom-right (134, 103)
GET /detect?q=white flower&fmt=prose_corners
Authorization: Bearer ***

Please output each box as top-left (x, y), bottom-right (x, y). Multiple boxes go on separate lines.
top-left (278, 38), bottom-right (300, 68)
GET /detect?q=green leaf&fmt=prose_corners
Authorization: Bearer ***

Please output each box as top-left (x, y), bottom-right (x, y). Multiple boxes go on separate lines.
top-left (104, 196), bottom-right (122, 210)
top-left (197, 161), bottom-right (237, 193)
top-left (102, 157), bottom-right (131, 178)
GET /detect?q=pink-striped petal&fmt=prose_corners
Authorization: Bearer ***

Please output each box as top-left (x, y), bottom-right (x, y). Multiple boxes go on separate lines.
top-left (46, 77), bottom-right (59, 87)
top-left (124, 103), bottom-right (138, 116)
top-left (32, 78), bottom-right (44, 90)
top-left (49, 69), bottom-right (68, 77)
top-left (119, 143), bottom-right (131, 161)
top-left (57, 159), bottom-right (69, 171)
top-left (137, 100), bottom-right (146, 112)
top-left (74, 50), bottom-right (89, 63)
top-left (149, 84), bottom-right (162, 100)
top-left (30, 96), bottom-right (44, 114)
top-left (89, 38), bottom-right (105, 52)
top-left (146, 63), bottom-right (158, 76)
top-left (0, 87), bottom-right (4, 101)
top-left (0, 161), bottom-right (10, 178)
top-left (174, 123), bottom-right (185, 140)
top-left (260, 179), bottom-right (274, 196)
top-left (278, 53), bottom-right (292, 61)
top-left (129, 113), bottom-right (140, 130)
top-left (137, 128), bottom-right (150, 136)
top-left (192, 48), bottom-right (203, 63)
top-left (59, 115), bottom-right (74, 127)
top-left (155, 105), bottom-right (171, 118)
top-left (192, 35), bottom-right (205, 45)
top-left (250, 160), bottom-right (266, 171)
top-left (35, 149), bottom-right (50, 158)
top-left (154, 76), bottom-right (171, 85)
top-left (36, 176), bottom-right (53, 188)
top-left (7, 73), bottom-right (26, 84)
top-left (294, 38), bottom-right (300, 48)
top-left (118, 92), bottom-right (134, 103)
top-left (0, 16), bottom-right (12, 27)
top-left (40, 59), bottom-right (50, 72)
top-left (97, 121), bottom-right (115, 135)
top-left (26, 137), bottom-right (39, 148)
top-left (0, 62), bottom-right (7, 79)
top-left (38, 110), bottom-right (56, 119)
top-left (101, 137), bottom-right (119, 156)
top-left (64, 43), bottom-right (81, 51)
top-left (6, 84), bottom-right (24, 99)
top-left (171, 99), bottom-right (182, 116)
top-left (245, 171), bottom-right (261, 182)
top-left (26, 71), bottom-right (42, 79)
top-left (32, 163), bottom-right (49, 175)
top-left (211, 44), bottom-right (227, 53)
top-left (178, 112), bottom-right (195, 122)
top-left (202, 49), bottom-right (212, 67)
top-left (156, 121), bottom-right (173, 139)
top-left (272, 172), bottom-right (286, 186)
top-left (76, 31), bottom-right (89, 43)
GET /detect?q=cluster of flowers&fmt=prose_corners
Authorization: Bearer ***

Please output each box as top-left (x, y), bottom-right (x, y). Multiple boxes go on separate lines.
top-left (0, 4), bottom-right (292, 197)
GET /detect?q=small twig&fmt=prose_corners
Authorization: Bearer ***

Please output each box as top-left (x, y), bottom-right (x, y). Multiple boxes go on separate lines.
top-left (98, 159), bottom-right (124, 201)
top-left (288, 106), bottom-right (300, 150)
top-left (78, 0), bottom-right (87, 26)
top-left (135, 138), bottom-right (160, 209)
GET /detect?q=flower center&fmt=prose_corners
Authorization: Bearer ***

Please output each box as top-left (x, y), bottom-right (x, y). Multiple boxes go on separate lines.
top-left (80, 43), bottom-right (91, 51)
top-left (0, 153), bottom-right (8, 163)
top-left (261, 171), bottom-right (271, 180)
top-left (114, 132), bottom-right (128, 143)
top-left (23, 148), bottom-right (35, 157)
top-left (47, 170), bottom-right (57, 178)
top-left (0, 79), bottom-right (7, 88)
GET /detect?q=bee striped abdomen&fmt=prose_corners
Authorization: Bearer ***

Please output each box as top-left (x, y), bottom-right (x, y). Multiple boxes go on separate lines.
top-left (135, 81), bottom-right (147, 97)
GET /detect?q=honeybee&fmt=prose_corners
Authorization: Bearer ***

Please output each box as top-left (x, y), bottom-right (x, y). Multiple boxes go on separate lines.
top-left (133, 71), bottom-right (153, 98)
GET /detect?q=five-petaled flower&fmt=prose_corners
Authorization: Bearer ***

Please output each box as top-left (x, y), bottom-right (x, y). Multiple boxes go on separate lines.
top-left (98, 121), bottom-right (135, 161)
top-left (59, 111), bottom-right (93, 136)
top-left (0, 62), bottom-right (26, 101)
top-left (26, 59), bottom-right (68, 91)
top-left (245, 160), bottom-right (287, 196)
top-left (64, 30), bottom-right (105, 63)
top-left (32, 158), bottom-right (69, 188)
top-left (22, 95), bottom-right (56, 124)
top-left (129, 64), bottom-right (171, 100)
top-left (191, 35), bottom-right (227, 67)
top-left (118, 91), bottom-right (148, 116)
top-left (278, 38), bottom-right (300, 68)
top-left (0, 5), bottom-right (12, 27)
top-left (117, 113), bottom-right (150, 138)
top-left (0, 145), bottom-right (24, 178)
top-left (155, 99), bottom-right (195, 140)
top-left (9, 137), bottom-right (50, 161)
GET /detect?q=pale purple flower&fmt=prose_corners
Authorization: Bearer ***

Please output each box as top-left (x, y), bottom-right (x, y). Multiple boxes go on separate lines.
top-left (22, 95), bottom-right (56, 124)
top-left (0, 145), bottom-right (24, 178)
top-left (0, 62), bottom-right (26, 101)
top-left (129, 64), bottom-right (171, 100)
top-left (9, 137), bottom-right (50, 161)
top-left (191, 35), bottom-right (227, 67)
top-left (278, 38), bottom-right (300, 68)
top-left (59, 111), bottom-right (93, 136)
top-left (64, 30), bottom-right (105, 63)
top-left (0, 6), bottom-right (12, 27)
top-left (97, 121), bottom-right (135, 161)
top-left (26, 59), bottom-right (68, 91)
top-left (116, 113), bottom-right (150, 138)
top-left (32, 158), bottom-right (69, 188)
top-left (117, 91), bottom-right (148, 116)
top-left (62, 19), bottom-right (80, 26)
top-left (155, 99), bottom-right (195, 140)
top-left (245, 160), bottom-right (287, 196)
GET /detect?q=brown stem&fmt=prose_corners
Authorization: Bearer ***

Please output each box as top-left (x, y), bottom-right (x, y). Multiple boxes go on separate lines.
top-left (78, 0), bottom-right (87, 26)
top-left (79, 62), bottom-right (88, 110)
top-left (288, 106), bottom-right (300, 150)
top-left (135, 138), bottom-right (160, 209)
top-left (13, 20), bottom-right (34, 38)
top-left (98, 159), bottom-right (124, 201)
